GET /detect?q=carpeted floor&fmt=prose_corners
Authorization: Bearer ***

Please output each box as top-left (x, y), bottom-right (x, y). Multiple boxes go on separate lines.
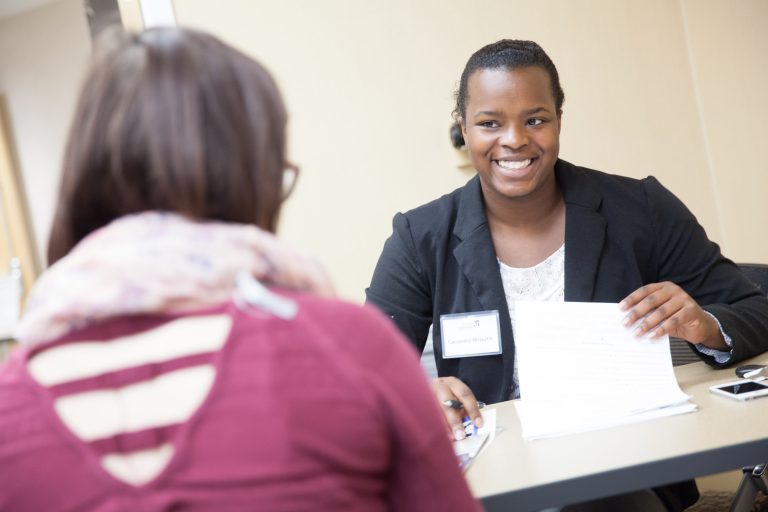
top-left (686, 491), bottom-right (768, 512)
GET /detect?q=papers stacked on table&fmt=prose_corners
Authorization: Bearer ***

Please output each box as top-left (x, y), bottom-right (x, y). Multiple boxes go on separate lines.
top-left (513, 301), bottom-right (697, 440)
top-left (454, 408), bottom-right (497, 470)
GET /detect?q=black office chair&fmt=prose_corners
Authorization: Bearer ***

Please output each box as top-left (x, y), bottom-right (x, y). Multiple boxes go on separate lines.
top-left (738, 263), bottom-right (768, 295)
top-left (670, 263), bottom-right (768, 367)
top-left (670, 337), bottom-right (702, 366)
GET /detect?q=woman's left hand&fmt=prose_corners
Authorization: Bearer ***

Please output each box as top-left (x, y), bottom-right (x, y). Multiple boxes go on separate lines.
top-left (619, 281), bottom-right (727, 350)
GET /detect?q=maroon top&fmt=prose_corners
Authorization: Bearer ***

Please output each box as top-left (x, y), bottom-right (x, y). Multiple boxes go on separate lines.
top-left (0, 293), bottom-right (480, 511)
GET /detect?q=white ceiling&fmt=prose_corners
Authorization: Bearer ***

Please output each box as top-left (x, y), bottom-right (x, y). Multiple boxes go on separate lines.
top-left (0, 0), bottom-right (63, 20)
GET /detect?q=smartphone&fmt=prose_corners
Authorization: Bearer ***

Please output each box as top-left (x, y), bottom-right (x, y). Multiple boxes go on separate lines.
top-left (710, 380), bottom-right (768, 401)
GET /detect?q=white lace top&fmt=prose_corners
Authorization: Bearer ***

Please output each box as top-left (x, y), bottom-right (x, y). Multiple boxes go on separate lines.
top-left (499, 244), bottom-right (565, 399)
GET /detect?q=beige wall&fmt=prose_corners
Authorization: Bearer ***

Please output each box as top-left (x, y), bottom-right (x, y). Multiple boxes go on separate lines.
top-left (0, 0), bottom-right (766, 302)
top-left (0, 0), bottom-right (90, 268)
top-left (681, 0), bottom-right (768, 261)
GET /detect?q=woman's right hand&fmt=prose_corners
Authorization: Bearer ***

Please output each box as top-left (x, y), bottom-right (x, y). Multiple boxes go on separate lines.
top-left (432, 376), bottom-right (484, 440)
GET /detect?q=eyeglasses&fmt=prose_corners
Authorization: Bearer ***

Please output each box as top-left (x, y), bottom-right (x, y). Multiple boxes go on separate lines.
top-left (282, 162), bottom-right (300, 200)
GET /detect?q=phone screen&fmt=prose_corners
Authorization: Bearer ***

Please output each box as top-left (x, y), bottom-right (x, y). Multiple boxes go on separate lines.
top-left (718, 381), bottom-right (768, 394)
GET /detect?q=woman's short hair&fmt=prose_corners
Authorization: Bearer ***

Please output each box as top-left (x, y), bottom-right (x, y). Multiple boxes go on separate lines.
top-left (47, 27), bottom-right (287, 264)
top-left (453, 39), bottom-right (565, 121)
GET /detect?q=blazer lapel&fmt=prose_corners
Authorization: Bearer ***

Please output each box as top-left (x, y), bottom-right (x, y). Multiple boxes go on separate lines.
top-left (452, 176), bottom-right (515, 401)
top-left (452, 176), bottom-right (509, 312)
top-left (557, 161), bottom-right (606, 302)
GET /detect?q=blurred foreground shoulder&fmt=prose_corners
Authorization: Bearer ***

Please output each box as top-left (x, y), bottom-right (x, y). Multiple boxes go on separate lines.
top-left (296, 292), bottom-right (417, 354)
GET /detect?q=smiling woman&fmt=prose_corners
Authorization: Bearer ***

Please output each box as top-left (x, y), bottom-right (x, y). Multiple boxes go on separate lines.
top-left (461, 66), bottom-right (564, 269)
top-left (366, 38), bottom-right (768, 512)
top-left (462, 67), bottom-right (561, 207)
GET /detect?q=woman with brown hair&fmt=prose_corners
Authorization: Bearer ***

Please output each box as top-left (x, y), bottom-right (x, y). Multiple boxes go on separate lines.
top-left (0, 27), bottom-right (479, 511)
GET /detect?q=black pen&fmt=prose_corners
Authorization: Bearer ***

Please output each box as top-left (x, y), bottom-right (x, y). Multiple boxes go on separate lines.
top-left (442, 400), bottom-right (486, 410)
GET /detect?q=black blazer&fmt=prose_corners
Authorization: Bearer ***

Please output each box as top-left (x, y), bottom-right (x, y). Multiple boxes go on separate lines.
top-left (366, 159), bottom-right (768, 405)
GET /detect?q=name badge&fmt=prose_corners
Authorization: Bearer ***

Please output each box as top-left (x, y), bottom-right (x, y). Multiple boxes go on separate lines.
top-left (440, 310), bottom-right (502, 359)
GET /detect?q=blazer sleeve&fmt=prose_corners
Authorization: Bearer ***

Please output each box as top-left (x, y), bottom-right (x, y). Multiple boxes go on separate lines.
top-left (365, 212), bottom-right (433, 353)
top-left (644, 176), bottom-right (768, 367)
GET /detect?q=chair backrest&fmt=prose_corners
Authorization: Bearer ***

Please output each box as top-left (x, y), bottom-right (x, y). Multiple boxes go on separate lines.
top-left (737, 263), bottom-right (768, 296)
top-left (671, 262), bottom-right (768, 366)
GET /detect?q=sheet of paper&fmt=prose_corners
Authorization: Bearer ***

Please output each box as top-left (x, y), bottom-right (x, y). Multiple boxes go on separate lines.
top-left (515, 398), bottom-right (697, 440)
top-left (453, 408), bottom-right (496, 470)
top-left (513, 301), bottom-right (696, 440)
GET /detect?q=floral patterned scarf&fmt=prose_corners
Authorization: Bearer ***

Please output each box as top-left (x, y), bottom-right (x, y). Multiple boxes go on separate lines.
top-left (16, 212), bottom-right (334, 345)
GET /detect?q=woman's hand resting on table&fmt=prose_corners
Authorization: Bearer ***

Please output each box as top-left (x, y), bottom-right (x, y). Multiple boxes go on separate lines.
top-left (619, 281), bottom-right (728, 351)
top-left (432, 376), bottom-right (484, 441)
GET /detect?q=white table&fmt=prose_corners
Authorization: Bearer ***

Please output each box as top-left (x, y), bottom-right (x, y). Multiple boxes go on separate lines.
top-left (466, 354), bottom-right (768, 511)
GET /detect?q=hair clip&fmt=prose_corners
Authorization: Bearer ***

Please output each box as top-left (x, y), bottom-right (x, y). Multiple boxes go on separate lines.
top-left (235, 271), bottom-right (297, 320)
